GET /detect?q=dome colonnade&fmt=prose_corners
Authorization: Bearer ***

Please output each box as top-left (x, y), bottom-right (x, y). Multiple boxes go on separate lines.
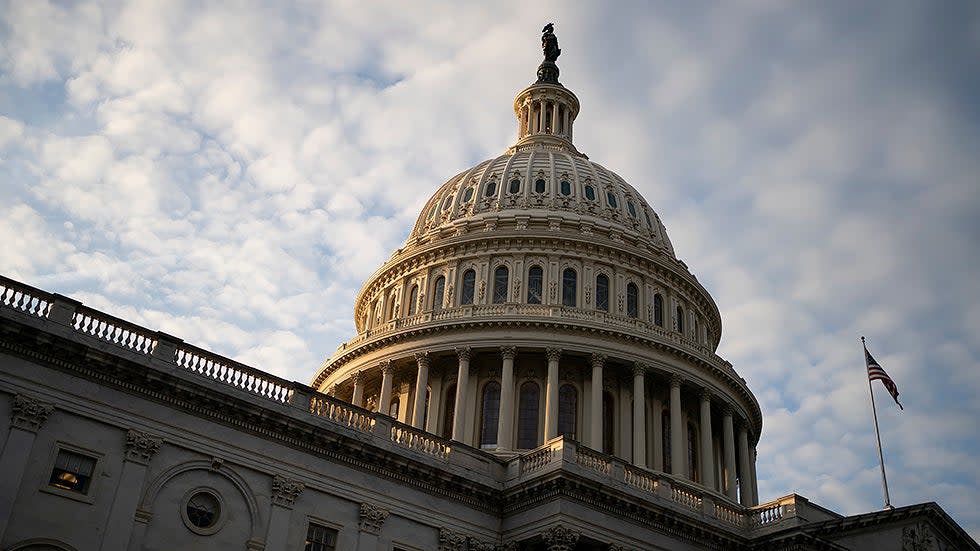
top-left (312, 26), bottom-right (762, 507)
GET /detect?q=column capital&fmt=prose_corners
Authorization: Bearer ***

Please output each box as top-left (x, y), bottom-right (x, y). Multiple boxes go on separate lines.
top-left (543, 525), bottom-right (581, 551)
top-left (500, 346), bottom-right (517, 361)
top-left (721, 402), bottom-right (734, 417)
top-left (455, 346), bottom-right (472, 361)
top-left (669, 373), bottom-right (683, 388)
top-left (124, 429), bottom-right (162, 464)
top-left (632, 362), bottom-right (648, 377)
top-left (271, 475), bottom-right (305, 508)
top-left (414, 351), bottom-right (430, 368)
top-left (11, 394), bottom-right (54, 432)
top-left (546, 347), bottom-right (562, 362)
top-left (438, 527), bottom-right (467, 551)
top-left (358, 502), bottom-right (389, 535)
top-left (351, 370), bottom-right (365, 385)
top-left (379, 360), bottom-right (394, 374)
top-left (590, 353), bottom-right (606, 369)
top-left (700, 388), bottom-right (713, 403)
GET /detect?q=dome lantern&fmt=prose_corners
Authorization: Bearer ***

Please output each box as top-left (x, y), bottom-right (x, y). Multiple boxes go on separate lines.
top-left (509, 23), bottom-right (582, 156)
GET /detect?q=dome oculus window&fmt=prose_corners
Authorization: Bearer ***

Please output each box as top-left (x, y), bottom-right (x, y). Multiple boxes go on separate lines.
top-left (606, 191), bottom-right (618, 208)
top-left (181, 488), bottom-right (225, 535)
top-left (534, 178), bottom-right (546, 193)
top-left (560, 179), bottom-right (572, 196)
top-left (485, 180), bottom-right (497, 197)
top-left (584, 185), bottom-right (596, 201)
top-left (509, 178), bottom-right (521, 194)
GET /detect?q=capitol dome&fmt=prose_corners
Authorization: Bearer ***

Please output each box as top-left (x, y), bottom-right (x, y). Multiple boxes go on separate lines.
top-left (312, 29), bottom-right (763, 507)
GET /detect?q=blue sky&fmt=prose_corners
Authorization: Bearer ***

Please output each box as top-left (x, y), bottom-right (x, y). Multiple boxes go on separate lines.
top-left (2, 0), bottom-right (978, 541)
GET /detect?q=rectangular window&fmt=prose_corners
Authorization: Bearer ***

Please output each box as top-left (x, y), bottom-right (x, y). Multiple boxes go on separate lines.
top-left (305, 522), bottom-right (337, 551)
top-left (49, 449), bottom-right (96, 494)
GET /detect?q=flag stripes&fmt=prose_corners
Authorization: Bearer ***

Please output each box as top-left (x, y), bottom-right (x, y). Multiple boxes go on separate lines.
top-left (865, 348), bottom-right (903, 410)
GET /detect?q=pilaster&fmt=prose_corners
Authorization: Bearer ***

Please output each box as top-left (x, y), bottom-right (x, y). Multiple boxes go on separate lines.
top-left (0, 394), bottom-right (53, 541)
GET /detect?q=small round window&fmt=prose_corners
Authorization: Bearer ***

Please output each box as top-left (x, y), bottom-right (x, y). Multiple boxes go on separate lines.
top-left (181, 488), bottom-right (225, 535)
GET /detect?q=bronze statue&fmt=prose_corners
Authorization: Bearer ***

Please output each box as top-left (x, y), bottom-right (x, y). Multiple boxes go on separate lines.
top-left (542, 23), bottom-right (561, 62)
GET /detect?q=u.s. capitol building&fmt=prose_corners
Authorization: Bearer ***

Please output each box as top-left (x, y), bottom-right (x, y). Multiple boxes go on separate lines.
top-left (0, 26), bottom-right (975, 551)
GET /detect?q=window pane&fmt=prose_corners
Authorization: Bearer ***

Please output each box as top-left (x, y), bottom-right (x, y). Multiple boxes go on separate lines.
top-left (534, 178), bottom-right (546, 193)
top-left (527, 266), bottom-right (543, 304)
top-left (560, 180), bottom-right (571, 196)
top-left (462, 187), bottom-right (473, 202)
top-left (408, 286), bottom-right (419, 316)
top-left (517, 382), bottom-right (540, 449)
top-left (596, 274), bottom-right (609, 312)
top-left (509, 178), bottom-right (521, 193)
top-left (493, 266), bottom-right (509, 304)
top-left (562, 269), bottom-right (577, 307)
top-left (480, 382), bottom-right (501, 448)
top-left (676, 305), bottom-right (684, 333)
top-left (306, 522), bottom-right (338, 551)
top-left (558, 384), bottom-right (577, 439)
top-left (433, 276), bottom-right (445, 310)
top-left (584, 185), bottom-right (595, 201)
top-left (485, 180), bottom-right (497, 197)
top-left (49, 449), bottom-right (96, 494)
top-left (627, 201), bottom-right (637, 217)
top-left (461, 270), bottom-right (476, 305)
top-left (627, 283), bottom-right (638, 318)
top-left (654, 294), bottom-right (664, 327)
top-left (606, 191), bottom-right (618, 208)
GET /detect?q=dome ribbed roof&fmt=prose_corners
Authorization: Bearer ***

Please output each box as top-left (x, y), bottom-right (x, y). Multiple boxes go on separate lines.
top-left (409, 149), bottom-right (675, 257)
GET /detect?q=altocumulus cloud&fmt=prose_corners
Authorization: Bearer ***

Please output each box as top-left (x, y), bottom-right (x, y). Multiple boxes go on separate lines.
top-left (1, 0), bottom-right (978, 540)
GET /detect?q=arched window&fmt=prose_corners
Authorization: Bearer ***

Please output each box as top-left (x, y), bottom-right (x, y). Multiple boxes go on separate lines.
top-left (433, 276), bottom-right (446, 311)
top-left (442, 384), bottom-right (457, 440)
top-left (606, 191), bottom-right (618, 208)
top-left (408, 285), bottom-right (419, 316)
top-left (517, 382), bottom-right (540, 449)
top-left (595, 274), bottom-right (609, 312)
top-left (688, 422), bottom-right (699, 482)
top-left (560, 180), bottom-right (572, 196)
top-left (461, 269), bottom-right (476, 305)
top-left (627, 282), bottom-right (639, 318)
top-left (385, 291), bottom-right (397, 320)
top-left (485, 180), bottom-right (497, 197)
top-left (493, 266), bottom-right (509, 304)
top-left (442, 196), bottom-right (452, 211)
top-left (534, 178), bottom-right (546, 193)
top-left (562, 268), bottom-right (577, 307)
top-left (602, 391), bottom-right (615, 454)
top-left (509, 178), bottom-right (521, 194)
top-left (584, 185), bottom-right (596, 201)
top-left (654, 294), bottom-right (664, 327)
top-left (558, 384), bottom-right (577, 439)
top-left (627, 201), bottom-right (637, 217)
top-left (389, 398), bottom-right (400, 419)
top-left (527, 266), bottom-right (543, 304)
top-left (480, 382), bottom-right (501, 449)
top-left (676, 305), bottom-right (685, 334)
top-left (462, 187), bottom-right (474, 202)
top-left (662, 410), bottom-right (671, 473)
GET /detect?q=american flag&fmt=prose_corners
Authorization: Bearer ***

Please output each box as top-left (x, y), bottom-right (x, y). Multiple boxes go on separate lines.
top-left (866, 348), bottom-right (903, 410)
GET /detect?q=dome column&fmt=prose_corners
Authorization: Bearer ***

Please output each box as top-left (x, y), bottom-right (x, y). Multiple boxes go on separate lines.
top-left (722, 406), bottom-right (737, 500)
top-left (669, 375), bottom-right (685, 478)
top-left (351, 371), bottom-right (365, 408)
top-left (589, 353), bottom-right (605, 449)
top-left (378, 361), bottom-right (394, 415)
top-left (497, 347), bottom-right (517, 451)
top-left (699, 390), bottom-right (715, 490)
top-left (412, 352), bottom-right (430, 429)
top-left (452, 347), bottom-right (471, 442)
top-left (632, 363), bottom-right (647, 468)
top-left (751, 447), bottom-right (760, 505)
top-left (544, 348), bottom-right (562, 440)
top-left (738, 423), bottom-right (753, 506)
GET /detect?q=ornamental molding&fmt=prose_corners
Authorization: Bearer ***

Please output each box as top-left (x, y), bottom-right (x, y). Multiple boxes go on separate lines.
top-left (469, 538), bottom-right (498, 551)
top-left (590, 353), bottom-right (606, 369)
top-left (11, 394), bottom-right (53, 432)
top-left (543, 525), bottom-right (580, 551)
top-left (415, 351), bottom-right (430, 368)
top-left (271, 474), bottom-right (305, 508)
top-left (500, 346), bottom-right (517, 361)
top-left (546, 347), bottom-right (562, 362)
top-left (903, 522), bottom-right (940, 551)
top-left (455, 346), bottom-right (472, 362)
top-left (438, 527), bottom-right (468, 551)
top-left (125, 429), bottom-right (162, 464)
top-left (358, 502), bottom-right (389, 534)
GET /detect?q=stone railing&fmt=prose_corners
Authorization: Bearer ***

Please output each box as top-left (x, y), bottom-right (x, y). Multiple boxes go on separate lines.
top-left (389, 421), bottom-right (451, 460)
top-left (0, 277), bottom-right (54, 319)
top-left (575, 445), bottom-right (612, 475)
top-left (335, 303), bottom-right (737, 380)
top-left (310, 395), bottom-right (376, 434)
top-left (174, 342), bottom-right (293, 403)
top-left (72, 306), bottom-right (158, 356)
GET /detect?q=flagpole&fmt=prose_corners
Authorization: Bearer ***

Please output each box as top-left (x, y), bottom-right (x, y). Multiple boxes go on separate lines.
top-left (863, 336), bottom-right (893, 510)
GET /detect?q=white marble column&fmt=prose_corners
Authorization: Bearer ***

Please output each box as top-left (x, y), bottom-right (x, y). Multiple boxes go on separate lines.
top-left (351, 371), bottom-right (365, 408)
top-left (0, 395), bottom-right (53, 542)
top-left (669, 375), bottom-right (685, 478)
top-left (411, 352), bottom-right (429, 429)
top-left (699, 391), bottom-right (715, 489)
top-left (738, 422), bottom-right (752, 506)
top-left (722, 406), bottom-right (737, 500)
top-left (544, 347), bottom-right (562, 440)
top-left (632, 363), bottom-right (647, 468)
top-left (377, 360), bottom-right (394, 415)
top-left (452, 347), bottom-right (471, 442)
top-left (497, 347), bottom-right (517, 450)
top-left (589, 353), bottom-right (605, 449)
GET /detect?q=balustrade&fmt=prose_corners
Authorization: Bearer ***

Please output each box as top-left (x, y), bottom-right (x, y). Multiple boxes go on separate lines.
top-left (521, 444), bottom-right (557, 474)
top-left (310, 395), bottom-right (376, 433)
top-left (624, 465), bottom-right (658, 493)
top-left (73, 307), bottom-right (157, 355)
top-left (390, 423), bottom-right (450, 460)
top-left (671, 484), bottom-right (703, 512)
top-left (0, 277), bottom-right (53, 318)
top-left (176, 345), bottom-right (291, 403)
top-left (575, 446), bottom-right (611, 475)
top-left (714, 502), bottom-right (744, 527)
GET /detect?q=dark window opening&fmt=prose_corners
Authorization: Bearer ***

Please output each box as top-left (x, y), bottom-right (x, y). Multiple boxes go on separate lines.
top-left (461, 270), bottom-right (476, 305)
top-left (562, 268), bottom-right (577, 307)
top-left (493, 266), bottom-right (509, 304)
top-left (517, 382), bottom-right (540, 449)
top-left (596, 274), bottom-right (609, 312)
top-left (527, 266), bottom-right (543, 304)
